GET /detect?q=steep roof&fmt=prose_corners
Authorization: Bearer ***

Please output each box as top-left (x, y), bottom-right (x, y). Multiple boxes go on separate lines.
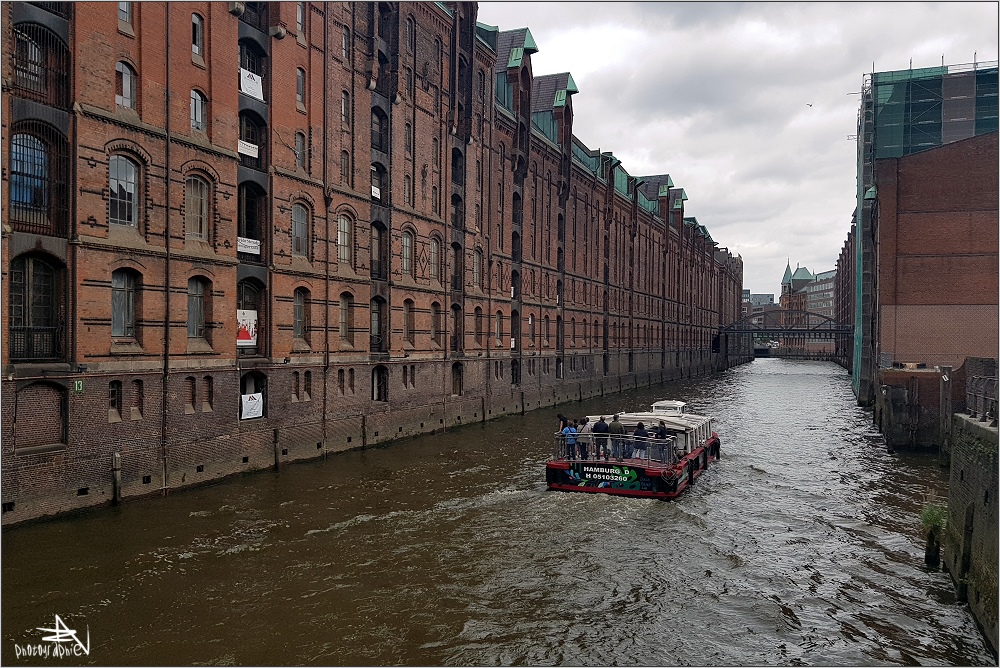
top-left (531, 73), bottom-right (578, 112)
top-left (495, 28), bottom-right (537, 72)
top-left (781, 261), bottom-right (793, 286)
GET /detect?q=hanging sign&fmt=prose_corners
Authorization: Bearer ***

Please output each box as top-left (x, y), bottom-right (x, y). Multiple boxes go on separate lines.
top-left (236, 309), bottom-right (258, 347)
top-left (238, 140), bottom-right (259, 157)
top-left (239, 68), bottom-right (264, 101)
top-left (241, 392), bottom-right (263, 420)
top-left (237, 237), bottom-right (261, 255)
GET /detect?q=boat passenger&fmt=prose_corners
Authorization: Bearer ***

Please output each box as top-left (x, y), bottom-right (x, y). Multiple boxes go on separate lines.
top-left (561, 420), bottom-right (578, 460)
top-left (655, 420), bottom-right (669, 463)
top-left (577, 417), bottom-right (592, 460)
top-left (592, 416), bottom-right (610, 460)
top-left (630, 422), bottom-right (649, 459)
top-left (609, 414), bottom-right (625, 461)
top-left (557, 413), bottom-right (569, 432)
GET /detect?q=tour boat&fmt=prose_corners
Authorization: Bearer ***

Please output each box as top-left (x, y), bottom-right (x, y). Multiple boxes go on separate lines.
top-left (546, 400), bottom-right (721, 499)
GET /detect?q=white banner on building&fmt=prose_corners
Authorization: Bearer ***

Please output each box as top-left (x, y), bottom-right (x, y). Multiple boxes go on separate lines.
top-left (237, 309), bottom-right (258, 347)
top-left (238, 139), bottom-right (259, 158)
top-left (240, 68), bottom-right (264, 101)
top-left (241, 392), bottom-right (263, 420)
top-left (237, 237), bottom-right (261, 255)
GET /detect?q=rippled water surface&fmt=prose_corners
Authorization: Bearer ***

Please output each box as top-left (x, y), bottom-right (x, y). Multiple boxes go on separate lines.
top-left (2, 359), bottom-right (993, 665)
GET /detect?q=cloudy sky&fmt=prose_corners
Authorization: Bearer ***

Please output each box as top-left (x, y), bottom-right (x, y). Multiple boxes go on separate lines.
top-left (475, 2), bottom-right (999, 298)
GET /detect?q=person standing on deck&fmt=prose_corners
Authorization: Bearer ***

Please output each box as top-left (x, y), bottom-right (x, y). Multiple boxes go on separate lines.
top-left (609, 414), bottom-right (625, 461)
top-left (592, 416), bottom-right (610, 460)
top-left (631, 422), bottom-right (649, 460)
top-left (655, 420), bottom-right (669, 463)
top-left (561, 420), bottom-right (578, 460)
top-left (577, 417), bottom-right (592, 460)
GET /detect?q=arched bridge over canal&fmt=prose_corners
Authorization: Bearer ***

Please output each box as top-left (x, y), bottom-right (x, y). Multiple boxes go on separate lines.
top-left (716, 309), bottom-right (852, 364)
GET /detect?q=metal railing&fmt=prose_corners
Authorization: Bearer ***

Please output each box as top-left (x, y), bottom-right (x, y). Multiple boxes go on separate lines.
top-left (551, 433), bottom-right (678, 464)
top-left (9, 325), bottom-right (62, 361)
top-left (967, 376), bottom-right (998, 427)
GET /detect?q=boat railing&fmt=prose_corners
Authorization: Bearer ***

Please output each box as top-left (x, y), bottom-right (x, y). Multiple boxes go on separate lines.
top-left (552, 433), bottom-right (679, 465)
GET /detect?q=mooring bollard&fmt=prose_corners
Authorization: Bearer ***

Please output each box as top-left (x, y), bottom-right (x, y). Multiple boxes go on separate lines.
top-left (112, 452), bottom-right (122, 505)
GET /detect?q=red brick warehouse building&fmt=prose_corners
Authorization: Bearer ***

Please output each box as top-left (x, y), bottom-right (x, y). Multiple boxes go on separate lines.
top-left (1, 1), bottom-right (747, 524)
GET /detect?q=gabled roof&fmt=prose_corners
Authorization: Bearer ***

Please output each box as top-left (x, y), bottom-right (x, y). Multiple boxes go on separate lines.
top-left (531, 73), bottom-right (578, 112)
top-left (637, 174), bottom-right (674, 200)
top-left (495, 28), bottom-right (538, 72)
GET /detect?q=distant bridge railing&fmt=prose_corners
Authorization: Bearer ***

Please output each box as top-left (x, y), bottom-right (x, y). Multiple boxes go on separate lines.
top-left (719, 309), bottom-right (852, 338)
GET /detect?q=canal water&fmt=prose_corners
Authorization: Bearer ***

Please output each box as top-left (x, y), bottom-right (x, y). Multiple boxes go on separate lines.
top-left (2, 359), bottom-right (993, 666)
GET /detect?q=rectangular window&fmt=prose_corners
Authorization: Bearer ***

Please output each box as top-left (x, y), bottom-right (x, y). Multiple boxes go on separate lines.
top-left (118, 1), bottom-right (132, 24)
top-left (342, 27), bottom-right (350, 61)
top-left (296, 2), bottom-right (305, 34)
top-left (190, 91), bottom-right (206, 131)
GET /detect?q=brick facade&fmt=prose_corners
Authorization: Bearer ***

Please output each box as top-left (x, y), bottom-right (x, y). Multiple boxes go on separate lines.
top-left (1, 1), bottom-right (747, 525)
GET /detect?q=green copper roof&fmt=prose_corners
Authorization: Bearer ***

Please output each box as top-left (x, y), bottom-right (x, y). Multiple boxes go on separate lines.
top-left (522, 28), bottom-right (538, 54)
top-left (553, 89), bottom-right (566, 107)
top-left (656, 178), bottom-right (675, 196)
top-left (781, 261), bottom-right (793, 285)
top-left (565, 72), bottom-right (578, 94)
top-left (863, 186), bottom-right (877, 200)
top-left (508, 46), bottom-right (524, 68)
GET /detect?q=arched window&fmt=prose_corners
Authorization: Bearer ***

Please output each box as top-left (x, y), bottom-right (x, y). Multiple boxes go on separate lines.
top-left (12, 24), bottom-right (70, 108)
top-left (371, 108), bottom-right (388, 151)
top-left (115, 61), bottom-right (137, 109)
top-left (342, 27), bottom-right (351, 60)
top-left (291, 203), bottom-right (309, 256)
top-left (191, 14), bottom-right (204, 56)
top-left (403, 175), bottom-right (412, 205)
top-left (371, 163), bottom-right (388, 204)
top-left (450, 242), bottom-right (463, 290)
top-left (293, 287), bottom-right (310, 342)
top-left (190, 89), bottom-right (207, 131)
top-left (372, 365), bottom-right (389, 402)
top-left (239, 111), bottom-right (267, 170)
top-left (401, 230), bottom-right (414, 277)
top-left (544, 315), bottom-right (550, 344)
top-left (404, 123), bottom-right (412, 155)
top-left (403, 299), bottom-right (415, 343)
top-left (239, 371), bottom-right (267, 419)
top-left (474, 306), bottom-right (484, 344)
top-left (473, 249), bottom-right (483, 289)
top-left (370, 223), bottom-right (387, 279)
top-left (238, 182), bottom-right (266, 260)
top-left (529, 313), bottom-right (536, 345)
top-left (111, 268), bottom-right (139, 340)
top-left (451, 362), bottom-right (463, 396)
top-left (296, 67), bottom-right (306, 106)
top-left (108, 155), bottom-right (140, 227)
top-left (184, 175), bottom-right (210, 240)
top-left (187, 276), bottom-right (210, 341)
top-left (337, 214), bottom-right (353, 265)
top-left (237, 279), bottom-right (264, 356)
top-left (431, 302), bottom-right (443, 345)
top-left (239, 40), bottom-right (266, 101)
top-left (339, 292), bottom-right (353, 342)
top-left (495, 310), bottom-right (503, 342)
top-left (9, 255), bottom-right (62, 361)
top-left (295, 131), bottom-right (307, 170)
top-left (341, 90), bottom-right (350, 124)
top-left (429, 237), bottom-right (441, 281)
top-left (432, 185), bottom-right (439, 214)
top-left (340, 150), bottom-right (351, 184)
top-left (451, 304), bottom-right (463, 351)
top-left (9, 126), bottom-right (69, 234)
top-left (104, 378), bottom-right (122, 421)
top-left (406, 17), bottom-right (416, 51)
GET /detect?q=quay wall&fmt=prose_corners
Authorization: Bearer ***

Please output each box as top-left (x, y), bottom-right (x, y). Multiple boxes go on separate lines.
top-left (942, 414), bottom-right (999, 661)
top-left (1, 351), bottom-right (745, 525)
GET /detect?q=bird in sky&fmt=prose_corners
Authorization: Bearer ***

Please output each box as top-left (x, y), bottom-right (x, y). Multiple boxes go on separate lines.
top-left (806, 103), bottom-right (813, 107)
